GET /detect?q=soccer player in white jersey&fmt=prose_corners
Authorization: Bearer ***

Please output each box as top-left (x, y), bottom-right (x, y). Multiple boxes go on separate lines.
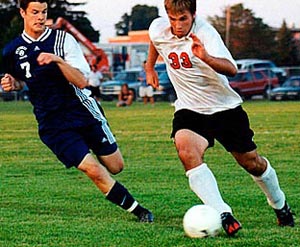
top-left (1, 0), bottom-right (153, 223)
top-left (145, 0), bottom-right (294, 236)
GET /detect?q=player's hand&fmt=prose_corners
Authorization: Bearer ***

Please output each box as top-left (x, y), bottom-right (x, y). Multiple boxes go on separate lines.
top-left (1, 73), bottom-right (16, 91)
top-left (190, 33), bottom-right (209, 61)
top-left (37, 52), bottom-right (62, 65)
top-left (145, 68), bottom-right (159, 89)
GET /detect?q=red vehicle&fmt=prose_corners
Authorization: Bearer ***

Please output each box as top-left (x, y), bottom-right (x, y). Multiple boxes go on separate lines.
top-left (228, 69), bottom-right (279, 99)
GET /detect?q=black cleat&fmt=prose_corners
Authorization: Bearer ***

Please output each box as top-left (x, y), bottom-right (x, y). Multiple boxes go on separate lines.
top-left (138, 210), bottom-right (154, 223)
top-left (221, 212), bottom-right (242, 236)
top-left (274, 201), bottom-right (295, 227)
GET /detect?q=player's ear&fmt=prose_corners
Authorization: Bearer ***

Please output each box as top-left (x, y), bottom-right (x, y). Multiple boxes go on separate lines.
top-left (20, 8), bottom-right (25, 18)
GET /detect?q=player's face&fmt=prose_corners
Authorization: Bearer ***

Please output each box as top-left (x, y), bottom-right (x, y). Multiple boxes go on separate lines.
top-left (167, 10), bottom-right (195, 38)
top-left (20, 2), bottom-right (48, 39)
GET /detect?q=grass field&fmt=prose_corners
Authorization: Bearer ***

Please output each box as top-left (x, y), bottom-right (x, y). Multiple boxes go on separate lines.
top-left (0, 100), bottom-right (299, 247)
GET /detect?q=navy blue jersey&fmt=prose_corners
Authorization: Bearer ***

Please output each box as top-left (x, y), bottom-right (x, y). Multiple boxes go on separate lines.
top-left (3, 28), bottom-right (105, 131)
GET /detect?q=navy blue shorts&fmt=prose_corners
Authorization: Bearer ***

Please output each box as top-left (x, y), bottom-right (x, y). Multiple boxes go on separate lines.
top-left (39, 123), bottom-right (117, 168)
top-left (171, 106), bottom-right (257, 153)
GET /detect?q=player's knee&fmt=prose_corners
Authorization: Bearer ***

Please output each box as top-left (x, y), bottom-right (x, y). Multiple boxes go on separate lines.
top-left (178, 148), bottom-right (202, 167)
top-left (79, 162), bottom-right (100, 177)
top-left (104, 155), bottom-right (124, 175)
top-left (109, 162), bottom-right (124, 175)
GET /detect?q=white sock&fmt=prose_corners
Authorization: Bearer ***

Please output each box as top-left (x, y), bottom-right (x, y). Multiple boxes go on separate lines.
top-left (251, 157), bottom-right (285, 209)
top-left (186, 163), bottom-right (232, 214)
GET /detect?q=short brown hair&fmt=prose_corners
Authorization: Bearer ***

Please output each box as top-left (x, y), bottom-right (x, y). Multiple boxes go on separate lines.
top-left (164, 0), bottom-right (196, 15)
top-left (18, 0), bottom-right (48, 10)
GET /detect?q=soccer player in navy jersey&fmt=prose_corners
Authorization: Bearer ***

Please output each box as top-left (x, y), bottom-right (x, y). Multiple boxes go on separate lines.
top-left (1, 0), bottom-right (153, 223)
top-left (145, 0), bottom-right (294, 235)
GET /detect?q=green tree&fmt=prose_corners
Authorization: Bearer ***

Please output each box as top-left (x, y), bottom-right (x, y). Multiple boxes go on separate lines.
top-left (275, 20), bottom-right (298, 66)
top-left (115, 13), bottom-right (131, 36)
top-left (131, 5), bottom-right (159, 31)
top-left (0, 0), bottom-right (21, 73)
top-left (115, 4), bottom-right (159, 36)
top-left (48, 0), bottom-right (100, 42)
top-left (208, 3), bottom-right (276, 60)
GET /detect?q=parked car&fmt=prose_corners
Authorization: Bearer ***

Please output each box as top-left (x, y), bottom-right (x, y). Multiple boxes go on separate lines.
top-left (228, 69), bottom-right (279, 99)
top-left (236, 59), bottom-right (287, 83)
top-left (100, 68), bottom-right (142, 101)
top-left (100, 64), bottom-right (176, 102)
top-left (269, 76), bottom-right (300, 101)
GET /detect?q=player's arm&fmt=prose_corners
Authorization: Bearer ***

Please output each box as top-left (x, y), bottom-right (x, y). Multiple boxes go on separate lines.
top-left (37, 52), bottom-right (88, 89)
top-left (145, 42), bottom-right (159, 89)
top-left (1, 48), bottom-right (24, 91)
top-left (54, 32), bottom-right (90, 89)
top-left (190, 33), bottom-right (237, 77)
top-left (1, 74), bottom-right (23, 92)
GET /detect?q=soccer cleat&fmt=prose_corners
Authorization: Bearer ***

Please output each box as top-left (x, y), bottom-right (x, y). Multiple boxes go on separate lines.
top-left (221, 212), bottom-right (242, 236)
top-left (274, 201), bottom-right (295, 227)
top-left (138, 209), bottom-right (154, 223)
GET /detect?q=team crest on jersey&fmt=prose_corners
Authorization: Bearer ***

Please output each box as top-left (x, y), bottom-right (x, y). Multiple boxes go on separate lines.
top-left (15, 46), bottom-right (28, 59)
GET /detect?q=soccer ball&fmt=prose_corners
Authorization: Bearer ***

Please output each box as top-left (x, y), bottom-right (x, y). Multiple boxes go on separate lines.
top-left (183, 205), bottom-right (222, 238)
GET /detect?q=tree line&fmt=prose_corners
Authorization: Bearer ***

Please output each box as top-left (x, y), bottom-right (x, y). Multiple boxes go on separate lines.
top-left (0, 1), bottom-right (299, 73)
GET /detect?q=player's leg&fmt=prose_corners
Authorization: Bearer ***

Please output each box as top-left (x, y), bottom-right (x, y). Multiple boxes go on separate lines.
top-left (174, 129), bottom-right (241, 236)
top-left (174, 129), bottom-right (232, 213)
top-left (232, 151), bottom-right (294, 227)
top-left (221, 106), bottom-right (294, 227)
top-left (40, 126), bottom-right (153, 222)
top-left (78, 153), bottom-right (115, 193)
top-left (77, 153), bottom-right (153, 222)
top-left (83, 121), bottom-right (153, 222)
top-left (97, 148), bottom-right (124, 175)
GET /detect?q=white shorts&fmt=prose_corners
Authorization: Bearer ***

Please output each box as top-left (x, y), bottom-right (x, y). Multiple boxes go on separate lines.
top-left (139, 85), bottom-right (154, 97)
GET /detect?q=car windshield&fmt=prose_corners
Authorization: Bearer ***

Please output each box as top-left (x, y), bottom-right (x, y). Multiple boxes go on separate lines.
top-left (283, 78), bottom-right (300, 87)
top-left (253, 62), bottom-right (275, 69)
top-left (114, 71), bottom-right (138, 81)
top-left (114, 72), bottom-right (128, 80)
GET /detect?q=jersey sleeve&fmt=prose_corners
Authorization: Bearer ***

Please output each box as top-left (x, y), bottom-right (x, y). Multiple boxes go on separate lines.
top-left (63, 33), bottom-right (90, 78)
top-left (148, 17), bottom-right (169, 43)
top-left (199, 23), bottom-right (237, 69)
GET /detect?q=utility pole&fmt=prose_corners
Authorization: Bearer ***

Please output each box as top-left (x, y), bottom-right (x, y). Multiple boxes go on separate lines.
top-left (225, 5), bottom-right (231, 48)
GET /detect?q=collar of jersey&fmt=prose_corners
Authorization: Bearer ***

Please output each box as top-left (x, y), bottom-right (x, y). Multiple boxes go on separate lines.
top-left (22, 27), bottom-right (52, 43)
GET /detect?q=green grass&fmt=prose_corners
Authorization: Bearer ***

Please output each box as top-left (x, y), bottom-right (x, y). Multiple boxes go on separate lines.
top-left (0, 100), bottom-right (299, 247)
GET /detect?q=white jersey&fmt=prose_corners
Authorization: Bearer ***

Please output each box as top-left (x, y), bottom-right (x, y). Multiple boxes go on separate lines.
top-left (149, 16), bottom-right (242, 114)
top-left (63, 31), bottom-right (90, 78)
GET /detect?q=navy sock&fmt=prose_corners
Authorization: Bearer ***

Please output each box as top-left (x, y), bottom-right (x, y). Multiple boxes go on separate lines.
top-left (106, 181), bottom-right (145, 216)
